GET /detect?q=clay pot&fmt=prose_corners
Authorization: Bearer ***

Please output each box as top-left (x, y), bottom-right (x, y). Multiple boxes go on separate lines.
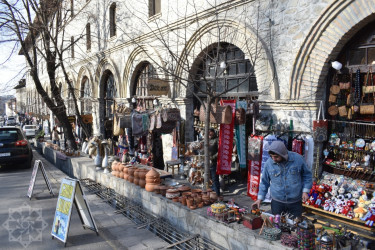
top-left (128, 175), bottom-right (134, 183)
top-left (138, 169), bottom-right (147, 179)
top-left (172, 197), bottom-right (179, 202)
top-left (181, 196), bottom-right (187, 206)
top-left (123, 166), bottom-right (129, 174)
top-left (134, 177), bottom-right (139, 186)
top-left (192, 189), bottom-right (202, 194)
top-left (194, 196), bottom-right (202, 204)
top-left (146, 167), bottom-right (160, 179)
top-left (118, 164), bottom-right (124, 172)
top-left (154, 185), bottom-right (161, 194)
top-left (166, 189), bottom-right (180, 199)
top-left (119, 172), bottom-right (124, 179)
top-left (112, 162), bottom-right (118, 171)
top-left (202, 194), bottom-right (209, 201)
top-left (123, 173), bottom-right (129, 181)
top-left (139, 179), bottom-right (146, 188)
top-left (134, 169), bottom-right (140, 178)
top-left (159, 185), bottom-right (169, 197)
top-left (186, 197), bottom-right (194, 207)
top-left (190, 205), bottom-right (196, 210)
top-left (127, 167), bottom-right (137, 177)
top-left (182, 191), bottom-right (192, 197)
top-left (198, 202), bottom-right (204, 208)
top-left (145, 182), bottom-right (158, 192)
top-left (178, 185), bottom-right (191, 194)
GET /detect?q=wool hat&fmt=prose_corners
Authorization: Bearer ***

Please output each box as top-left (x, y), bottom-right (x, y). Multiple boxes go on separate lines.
top-left (268, 141), bottom-right (288, 161)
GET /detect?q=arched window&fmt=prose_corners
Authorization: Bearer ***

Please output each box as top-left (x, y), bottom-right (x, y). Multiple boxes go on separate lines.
top-left (133, 63), bottom-right (158, 109)
top-left (81, 77), bottom-right (92, 114)
top-left (194, 43), bottom-right (257, 97)
top-left (86, 23), bottom-right (91, 51)
top-left (109, 3), bottom-right (116, 37)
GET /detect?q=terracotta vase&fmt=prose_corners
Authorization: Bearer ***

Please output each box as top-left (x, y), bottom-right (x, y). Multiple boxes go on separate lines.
top-left (146, 167), bottom-right (160, 179)
top-left (128, 175), bottom-right (134, 183)
top-left (139, 179), bottom-right (146, 188)
top-left (145, 182), bottom-right (158, 192)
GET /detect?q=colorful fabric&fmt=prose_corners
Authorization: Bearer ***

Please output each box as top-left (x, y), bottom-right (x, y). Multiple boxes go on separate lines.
top-left (217, 100), bottom-right (235, 175)
top-left (236, 100), bottom-right (247, 168)
top-left (247, 135), bottom-right (263, 200)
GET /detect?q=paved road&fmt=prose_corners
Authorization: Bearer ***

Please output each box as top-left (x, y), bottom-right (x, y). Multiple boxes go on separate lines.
top-left (0, 149), bottom-right (168, 250)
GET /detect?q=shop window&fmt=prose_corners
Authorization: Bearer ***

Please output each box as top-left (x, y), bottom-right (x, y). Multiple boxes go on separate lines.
top-left (133, 63), bottom-right (158, 109)
top-left (81, 77), bottom-right (92, 114)
top-left (149, 0), bottom-right (161, 17)
top-left (86, 23), bottom-right (91, 51)
top-left (109, 3), bottom-right (116, 37)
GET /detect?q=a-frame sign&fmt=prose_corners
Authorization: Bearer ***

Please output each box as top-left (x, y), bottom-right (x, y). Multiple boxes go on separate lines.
top-left (27, 160), bottom-right (54, 199)
top-left (51, 177), bottom-right (98, 246)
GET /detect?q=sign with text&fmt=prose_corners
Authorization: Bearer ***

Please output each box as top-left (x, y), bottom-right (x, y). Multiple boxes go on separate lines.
top-left (27, 160), bottom-right (54, 199)
top-left (147, 79), bottom-right (170, 96)
top-left (51, 178), bottom-right (98, 245)
top-left (51, 178), bottom-right (76, 243)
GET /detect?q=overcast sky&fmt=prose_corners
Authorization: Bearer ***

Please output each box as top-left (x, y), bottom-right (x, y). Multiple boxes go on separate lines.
top-left (0, 39), bottom-right (26, 96)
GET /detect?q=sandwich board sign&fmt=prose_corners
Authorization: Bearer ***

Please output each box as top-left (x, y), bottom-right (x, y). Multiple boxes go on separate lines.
top-left (51, 177), bottom-right (98, 245)
top-left (27, 160), bottom-right (54, 199)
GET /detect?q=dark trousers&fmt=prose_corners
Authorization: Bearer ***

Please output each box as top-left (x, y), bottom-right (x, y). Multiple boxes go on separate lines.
top-left (210, 163), bottom-right (220, 196)
top-left (271, 199), bottom-right (302, 219)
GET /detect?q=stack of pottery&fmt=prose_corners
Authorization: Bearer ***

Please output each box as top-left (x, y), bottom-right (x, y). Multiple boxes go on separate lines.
top-left (134, 168), bottom-right (140, 186)
top-left (159, 185), bottom-right (170, 196)
top-left (138, 169), bottom-right (148, 188)
top-left (111, 160), bottom-right (120, 172)
top-left (178, 185), bottom-right (191, 196)
top-left (145, 168), bottom-right (160, 192)
top-left (118, 163), bottom-right (125, 179)
top-left (127, 166), bottom-right (138, 183)
top-left (166, 189), bottom-right (180, 199)
top-left (123, 165), bottom-right (130, 181)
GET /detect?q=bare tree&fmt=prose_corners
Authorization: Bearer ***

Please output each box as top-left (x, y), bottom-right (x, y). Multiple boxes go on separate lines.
top-left (121, 0), bottom-right (271, 187)
top-left (0, 0), bottom-right (90, 150)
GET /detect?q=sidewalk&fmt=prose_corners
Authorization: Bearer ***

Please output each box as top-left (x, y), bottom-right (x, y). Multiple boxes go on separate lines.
top-left (34, 149), bottom-right (169, 249)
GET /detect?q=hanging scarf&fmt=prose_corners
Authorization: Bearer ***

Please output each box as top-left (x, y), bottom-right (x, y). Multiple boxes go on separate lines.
top-left (235, 101), bottom-right (247, 168)
top-left (217, 100), bottom-right (236, 175)
top-left (247, 135), bottom-right (263, 200)
top-left (292, 138), bottom-right (304, 155)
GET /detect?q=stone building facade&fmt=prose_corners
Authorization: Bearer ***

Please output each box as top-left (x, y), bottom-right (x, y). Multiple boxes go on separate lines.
top-left (22, 0), bottom-right (375, 151)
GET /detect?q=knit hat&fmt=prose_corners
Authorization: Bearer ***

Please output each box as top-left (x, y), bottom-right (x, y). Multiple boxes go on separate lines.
top-left (268, 141), bottom-right (288, 161)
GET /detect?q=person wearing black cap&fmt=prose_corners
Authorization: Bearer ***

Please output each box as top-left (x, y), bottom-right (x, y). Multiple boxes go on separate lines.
top-left (252, 140), bottom-right (312, 218)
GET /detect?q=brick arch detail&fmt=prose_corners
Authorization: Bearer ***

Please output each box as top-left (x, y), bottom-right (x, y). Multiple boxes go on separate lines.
top-left (94, 58), bottom-right (121, 98)
top-left (290, 0), bottom-right (375, 100)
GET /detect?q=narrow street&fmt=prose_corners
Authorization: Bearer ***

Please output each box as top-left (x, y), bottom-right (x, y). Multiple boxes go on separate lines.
top-left (0, 148), bottom-right (168, 250)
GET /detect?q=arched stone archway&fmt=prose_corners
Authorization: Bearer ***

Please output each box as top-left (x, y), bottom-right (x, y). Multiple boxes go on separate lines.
top-left (290, 0), bottom-right (375, 100)
top-left (175, 18), bottom-right (278, 100)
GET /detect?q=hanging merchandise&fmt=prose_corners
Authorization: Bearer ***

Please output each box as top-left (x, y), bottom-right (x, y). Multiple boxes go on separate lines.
top-left (161, 106), bottom-right (180, 122)
top-left (292, 138), bottom-right (304, 155)
top-left (313, 101), bottom-right (328, 142)
top-left (304, 135), bottom-right (314, 170)
top-left (236, 100), bottom-right (247, 169)
top-left (131, 112), bottom-right (149, 137)
top-left (217, 100), bottom-right (236, 175)
top-left (360, 68), bottom-right (375, 115)
top-left (199, 102), bottom-right (232, 124)
top-left (353, 68), bottom-right (361, 113)
top-left (247, 135), bottom-right (263, 201)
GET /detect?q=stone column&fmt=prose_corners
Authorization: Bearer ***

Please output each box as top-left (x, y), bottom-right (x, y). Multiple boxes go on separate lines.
top-left (92, 99), bottom-right (101, 137)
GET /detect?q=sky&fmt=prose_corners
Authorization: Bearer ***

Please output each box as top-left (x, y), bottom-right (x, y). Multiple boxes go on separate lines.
top-left (0, 42), bottom-right (25, 96)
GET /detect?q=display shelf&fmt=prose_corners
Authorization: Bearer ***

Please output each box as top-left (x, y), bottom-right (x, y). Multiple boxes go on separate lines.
top-left (303, 204), bottom-right (375, 233)
top-left (322, 163), bottom-right (375, 182)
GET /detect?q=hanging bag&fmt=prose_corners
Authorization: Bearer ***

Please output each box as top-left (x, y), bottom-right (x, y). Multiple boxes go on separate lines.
top-left (313, 101), bottom-right (328, 142)
top-left (360, 68), bottom-right (375, 115)
top-left (161, 105), bottom-right (180, 122)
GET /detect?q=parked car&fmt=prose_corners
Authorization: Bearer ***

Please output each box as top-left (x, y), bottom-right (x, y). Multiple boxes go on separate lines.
top-left (5, 117), bottom-right (16, 126)
top-left (0, 127), bottom-right (33, 168)
top-left (22, 125), bottom-right (38, 138)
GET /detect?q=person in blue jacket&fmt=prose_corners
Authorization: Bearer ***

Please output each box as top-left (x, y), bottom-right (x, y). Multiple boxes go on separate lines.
top-left (252, 140), bottom-right (312, 218)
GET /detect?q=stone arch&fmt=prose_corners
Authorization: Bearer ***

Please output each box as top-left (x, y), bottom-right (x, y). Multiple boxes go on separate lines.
top-left (176, 18), bottom-right (278, 100)
top-left (290, 0), bottom-right (375, 100)
top-left (77, 65), bottom-right (95, 98)
top-left (123, 45), bottom-right (166, 99)
top-left (94, 58), bottom-right (121, 98)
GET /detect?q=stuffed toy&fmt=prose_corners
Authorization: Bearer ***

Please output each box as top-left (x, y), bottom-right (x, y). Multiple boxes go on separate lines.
top-left (354, 200), bottom-right (368, 219)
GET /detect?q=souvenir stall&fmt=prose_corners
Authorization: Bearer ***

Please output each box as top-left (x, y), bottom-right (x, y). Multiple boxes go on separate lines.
top-left (299, 68), bottom-right (375, 248)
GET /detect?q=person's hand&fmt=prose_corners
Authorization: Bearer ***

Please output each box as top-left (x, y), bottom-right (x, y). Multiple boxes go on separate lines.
top-left (302, 192), bottom-right (309, 203)
top-left (252, 199), bottom-right (261, 210)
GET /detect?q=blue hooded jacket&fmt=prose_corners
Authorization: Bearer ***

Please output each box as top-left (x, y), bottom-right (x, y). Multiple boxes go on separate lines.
top-left (257, 141), bottom-right (312, 203)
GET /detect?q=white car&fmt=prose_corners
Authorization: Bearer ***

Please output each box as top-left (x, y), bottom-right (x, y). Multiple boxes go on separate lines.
top-left (6, 117), bottom-right (16, 126)
top-left (22, 125), bottom-right (38, 138)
